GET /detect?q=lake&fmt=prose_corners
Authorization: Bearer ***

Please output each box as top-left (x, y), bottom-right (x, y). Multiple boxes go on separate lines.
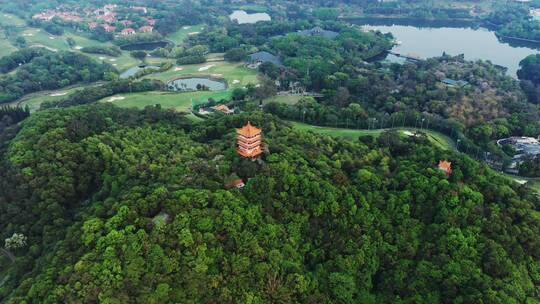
top-left (359, 22), bottom-right (540, 77)
top-left (229, 10), bottom-right (271, 24)
top-left (167, 77), bottom-right (227, 91)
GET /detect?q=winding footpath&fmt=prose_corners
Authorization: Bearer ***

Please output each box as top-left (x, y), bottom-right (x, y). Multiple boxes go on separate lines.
top-left (0, 248), bottom-right (14, 288)
top-left (1, 248), bottom-right (15, 263)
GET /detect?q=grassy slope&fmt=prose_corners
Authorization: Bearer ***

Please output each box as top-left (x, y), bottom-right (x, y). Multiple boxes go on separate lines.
top-left (100, 60), bottom-right (259, 110)
top-left (7, 83), bottom-right (106, 112)
top-left (19, 28), bottom-right (140, 71)
top-left (99, 90), bottom-right (231, 111)
top-left (0, 13), bottom-right (26, 27)
top-left (166, 24), bottom-right (205, 45)
top-left (291, 122), bottom-right (456, 150)
top-left (0, 13), bottom-right (22, 57)
top-left (0, 37), bottom-right (17, 58)
top-left (263, 95), bottom-right (302, 105)
top-left (143, 60), bottom-right (258, 88)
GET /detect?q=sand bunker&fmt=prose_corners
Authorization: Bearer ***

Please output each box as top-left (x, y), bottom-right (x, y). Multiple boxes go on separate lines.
top-left (211, 73), bottom-right (223, 77)
top-left (49, 36), bottom-right (55, 40)
top-left (75, 46), bottom-right (82, 50)
top-left (402, 131), bottom-right (415, 136)
top-left (514, 179), bottom-right (528, 185)
top-left (113, 64), bottom-right (118, 66)
top-left (232, 80), bottom-right (240, 84)
top-left (198, 64), bottom-right (215, 71)
top-left (107, 96), bottom-right (126, 102)
top-left (182, 26), bottom-right (191, 30)
top-left (49, 92), bottom-right (68, 97)
top-left (109, 58), bottom-right (117, 62)
top-left (174, 67), bottom-right (184, 71)
top-left (188, 32), bottom-right (200, 36)
top-left (22, 33), bottom-right (34, 37)
top-left (99, 57), bottom-right (106, 60)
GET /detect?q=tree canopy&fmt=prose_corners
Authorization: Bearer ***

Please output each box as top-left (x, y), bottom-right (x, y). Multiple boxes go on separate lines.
top-left (0, 104), bottom-right (538, 303)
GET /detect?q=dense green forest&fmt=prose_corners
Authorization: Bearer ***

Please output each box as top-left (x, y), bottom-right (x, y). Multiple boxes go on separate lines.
top-left (0, 50), bottom-right (115, 103)
top-left (0, 104), bottom-right (539, 303)
top-left (0, 1), bottom-right (540, 301)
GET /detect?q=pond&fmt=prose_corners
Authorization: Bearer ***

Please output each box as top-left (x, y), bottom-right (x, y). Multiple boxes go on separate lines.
top-left (167, 77), bottom-right (227, 92)
top-left (229, 10), bottom-right (271, 24)
top-left (120, 41), bottom-right (170, 51)
top-left (120, 65), bottom-right (160, 78)
top-left (356, 20), bottom-right (540, 77)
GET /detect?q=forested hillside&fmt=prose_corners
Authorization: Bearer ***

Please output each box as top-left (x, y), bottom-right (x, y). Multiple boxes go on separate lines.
top-left (0, 104), bottom-right (538, 303)
top-left (0, 50), bottom-right (115, 103)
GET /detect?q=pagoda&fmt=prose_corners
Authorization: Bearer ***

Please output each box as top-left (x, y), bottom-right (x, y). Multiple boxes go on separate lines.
top-left (237, 121), bottom-right (263, 158)
top-left (438, 160), bottom-right (452, 176)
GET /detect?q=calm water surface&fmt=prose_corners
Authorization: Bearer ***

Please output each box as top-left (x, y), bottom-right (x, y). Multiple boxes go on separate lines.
top-left (167, 77), bottom-right (227, 91)
top-left (362, 24), bottom-right (539, 76)
top-left (229, 10), bottom-right (271, 24)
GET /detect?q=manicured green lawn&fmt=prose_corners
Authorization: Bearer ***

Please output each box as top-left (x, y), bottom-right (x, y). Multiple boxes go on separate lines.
top-left (0, 36), bottom-right (17, 58)
top-left (18, 28), bottom-right (141, 72)
top-left (143, 60), bottom-right (258, 89)
top-left (8, 83), bottom-right (104, 112)
top-left (291, 122), bottom-right (456, 150)
top-left (0, 13), bottom-right (26, 27)
top-left (99, 90), bottom-right (232, 111)
top-left (263, 95), bottom-right (302, 105)
top-left (118, 61), bottom-right (258, 111)
top-left (166, 24), bottom-right (205, 45)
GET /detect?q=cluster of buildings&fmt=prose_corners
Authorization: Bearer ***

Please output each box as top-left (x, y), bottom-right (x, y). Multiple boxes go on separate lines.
top-left (33, 4), bottom-right (156, 35)
top-left (32, 11), bottom-right (82, 22)
top-left (497, 137), bottom-right (540, 174)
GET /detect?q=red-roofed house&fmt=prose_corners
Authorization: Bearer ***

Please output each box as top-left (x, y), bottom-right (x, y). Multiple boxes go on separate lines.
top-left (146, 18), bottom-right (157, 25)
top-left (97, 14), bottom-right (115, 23)
top-left (120, 20), bottom-right (133, 27)
top-left (88, 22), bottom-right (99, 29)
top-left (139, 25), bottom-right (153, 33)
top-left (121, 28), bottom-right (136, 35)
top-left (103, 25), bottom-right (116, 32)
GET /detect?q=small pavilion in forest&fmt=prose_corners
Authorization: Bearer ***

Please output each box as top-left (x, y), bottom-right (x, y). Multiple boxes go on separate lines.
top-left (237, 121), bottom-right (263, 158)
top-left (438, 160), bottom-right (452, 176)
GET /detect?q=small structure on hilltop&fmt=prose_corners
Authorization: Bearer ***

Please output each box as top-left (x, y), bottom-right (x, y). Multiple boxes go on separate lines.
top-left (211, 104), bottom-right (234, 115)
top-left (224, 178), bottom-right (245, 189)
top-left (297, 26), bottom-right (339, 39)
top-left (438, 160), bottom-right (452, 176)
top-left (247, 51), bottom-right (283, 68)
top-left (237, 121), bottom-right (263, 158)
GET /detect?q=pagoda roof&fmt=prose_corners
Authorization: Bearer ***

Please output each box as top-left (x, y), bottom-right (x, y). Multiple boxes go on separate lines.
top-left (237, 121), bottom-right (261, 137)
top-left (438, 160), bottom-right (452, 174)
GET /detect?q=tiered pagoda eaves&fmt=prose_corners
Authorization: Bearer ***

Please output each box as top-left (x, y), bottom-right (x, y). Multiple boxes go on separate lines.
top-left (237, 121), bottom-right (263, 158)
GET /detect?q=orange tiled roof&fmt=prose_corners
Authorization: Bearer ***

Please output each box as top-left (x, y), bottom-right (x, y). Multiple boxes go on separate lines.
top-left (438, 160), bottom-right (452, 174)
top-left (237, 121), bottom-right (261, 137)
